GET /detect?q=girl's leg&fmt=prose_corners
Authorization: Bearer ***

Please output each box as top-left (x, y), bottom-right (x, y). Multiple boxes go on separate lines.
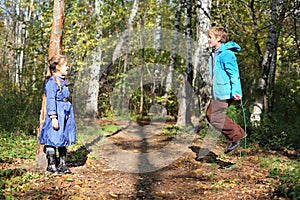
top-left (45, 145), bottom-right (58, 173)
top-left (57, 147), bottom-right (71, 174)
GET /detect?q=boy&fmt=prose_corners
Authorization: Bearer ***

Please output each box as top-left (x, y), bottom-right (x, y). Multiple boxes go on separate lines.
top-left (206, 26), bottom-right (245, 154)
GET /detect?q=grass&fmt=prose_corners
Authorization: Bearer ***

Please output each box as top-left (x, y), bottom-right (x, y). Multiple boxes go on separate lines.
top-left (258, 155), bottom-right (300, 199)
top-left (0, 130), bottom-right (36, 161)
top-left (0, 126), bottom-right (119, 199)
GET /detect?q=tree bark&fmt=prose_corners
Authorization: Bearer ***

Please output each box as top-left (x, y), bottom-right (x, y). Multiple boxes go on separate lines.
top-left (250, 0), bottom-right (286, 125)
top-left (177, 0), bottom-right (193, 126)
top-left (164, 0), bottom-right (182, 104)
top-left (112, 0), bottom-right (139, 63)
top-left (36, 0), bottom-right (65, 169)
top-left (152, 0), bottom-right (163, 98)
top-left (193, 0), bottom-right (212, 120)
top-left (139, 7), bottom-right (146, 119)
top-left (73, 0), bottom-right (102, 119)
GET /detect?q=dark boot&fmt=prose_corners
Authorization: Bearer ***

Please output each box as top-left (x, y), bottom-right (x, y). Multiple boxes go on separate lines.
top-left (57, 147), bottom-right (71, 174)
top-left (45, 146), bottom-right (58, 173)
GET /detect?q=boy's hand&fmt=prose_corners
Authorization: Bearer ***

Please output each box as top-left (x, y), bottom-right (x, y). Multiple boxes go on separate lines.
top-left (233, 94), bottom-right (241, 100)
top-left (52, 118), bottom-right (59, 130)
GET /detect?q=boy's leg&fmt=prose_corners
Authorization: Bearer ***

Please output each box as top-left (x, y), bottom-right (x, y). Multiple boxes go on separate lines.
top-left (206, 100), bottom-right (245, 153)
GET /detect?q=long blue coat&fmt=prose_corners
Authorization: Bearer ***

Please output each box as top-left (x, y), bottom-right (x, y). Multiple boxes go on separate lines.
top-left (208, 41), bottom-right (242, 100)
top-left (39, 75), bottom-right (76, 147)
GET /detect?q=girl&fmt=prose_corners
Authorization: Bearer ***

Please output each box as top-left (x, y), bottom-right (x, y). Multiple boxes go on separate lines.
top-left (206, 26), bottom-right (245, 154)
top-left (39, 54), bottom-right (76, 174)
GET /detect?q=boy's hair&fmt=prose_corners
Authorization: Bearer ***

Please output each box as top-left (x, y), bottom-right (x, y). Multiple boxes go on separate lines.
top-left (208, 26), bottom-right (228, 43)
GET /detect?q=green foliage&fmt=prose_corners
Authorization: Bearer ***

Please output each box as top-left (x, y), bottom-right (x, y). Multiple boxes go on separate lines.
top-left (270, 168), bottom-right (300, 199)
top-left (226, 104), bottom-right (244, 127)
top-left (0, 84), bottom-right (42, 133)
top-left (0, 130), bottom-right (36, 161)
top-left (101, 124), bottom-right (121, 134)
top-left (248, 73), bottom-right (300, 151)
top-left (0, 169), bottom-right (41, 199)
top-left (258, 155), bottom-right (300, 199)
top-left (0, 130), bottom-right (40, 199)
top-left (162, 125), bottom-right (179, 136)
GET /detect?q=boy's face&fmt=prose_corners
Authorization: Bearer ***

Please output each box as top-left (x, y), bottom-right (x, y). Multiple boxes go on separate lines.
top-left (208, 33), bottom-right (221, 49)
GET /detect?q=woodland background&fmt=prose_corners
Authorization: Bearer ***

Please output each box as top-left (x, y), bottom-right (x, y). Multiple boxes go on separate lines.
top-left (1, 0), bottom-right (300, 199)
top-left (0, 0), bottom-right (299, 151)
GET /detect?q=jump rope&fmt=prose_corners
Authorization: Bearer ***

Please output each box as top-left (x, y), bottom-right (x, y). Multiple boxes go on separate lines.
top-left (240, 98), bottom-right (247, 157)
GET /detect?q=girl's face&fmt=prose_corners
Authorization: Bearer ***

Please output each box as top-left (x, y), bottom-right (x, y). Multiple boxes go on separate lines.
top-left (56, 60), bottom-right (69, 77)
top-left (208, 33), bottom-right (221, 49)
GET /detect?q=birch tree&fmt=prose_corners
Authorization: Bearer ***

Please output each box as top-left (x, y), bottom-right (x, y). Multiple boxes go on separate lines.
top-left (112, 0), bottom-right (139, 63)
top-left (193, 0), bottom-right (212, 120)
top-left (177, 0), bottom-right (193, 126)
top-left (110, 0), bottom-right (139, 115)
top-left (152, 0), bottom-right (163, 97)
top-left (250, 0), bottom-right (288, 125)
top-left (164, 0), bottom-right (182, 103)
top-left (73, 0), bottom-right (102, 119)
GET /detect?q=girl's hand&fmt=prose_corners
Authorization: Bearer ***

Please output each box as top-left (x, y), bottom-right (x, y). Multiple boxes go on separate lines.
top-left (233, 94), bottom-right (241, 100)
top-left (52, 118), bottom-right (59, 130)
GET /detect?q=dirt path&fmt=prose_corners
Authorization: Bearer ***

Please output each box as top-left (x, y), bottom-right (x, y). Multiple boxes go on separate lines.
top-left (2, 120), bottom-right (291, 199)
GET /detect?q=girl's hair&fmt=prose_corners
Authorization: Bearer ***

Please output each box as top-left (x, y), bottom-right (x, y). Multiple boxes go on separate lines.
top-left (47, 54), bottom-right (68, 91)
top-left (208, 26), bottom-right (229, 43)
top-left (48, 54), bottom-right (68, 76)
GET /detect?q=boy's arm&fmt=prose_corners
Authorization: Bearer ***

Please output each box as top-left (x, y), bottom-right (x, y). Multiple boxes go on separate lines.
top-left (223, 52), bottom-right (242, 99)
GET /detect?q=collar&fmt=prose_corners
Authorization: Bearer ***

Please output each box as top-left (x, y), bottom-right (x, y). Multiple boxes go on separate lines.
top-left (54, 74), bottom-right (69, 85)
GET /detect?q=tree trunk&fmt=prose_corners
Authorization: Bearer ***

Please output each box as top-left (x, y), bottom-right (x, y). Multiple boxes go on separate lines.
top-left (152, 0), bottom-right (163, 98)
top-left (177, 0), bottom-right (193, 126)
top-left (250, 0), bottom-right (286, 125)
top-left (73, 0), bottom-right (102, 119)
top-left (193, 0), bottom-right (212, 120)
top-left (139, 8), bottom-right (146, 119)
top-left (36, 0), bottom-right (65, 169)
top-left (112, 0), bottom-right (139, 63)
top-left (164, 0), bottom-right (182, 104)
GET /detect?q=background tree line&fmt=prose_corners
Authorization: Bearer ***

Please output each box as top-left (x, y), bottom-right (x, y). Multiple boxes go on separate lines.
top-left (0, 0), bottom-right (299, 151)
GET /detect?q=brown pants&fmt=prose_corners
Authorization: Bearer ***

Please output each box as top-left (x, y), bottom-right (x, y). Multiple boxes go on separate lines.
top-left (206, 99), bottom-right (245, 143)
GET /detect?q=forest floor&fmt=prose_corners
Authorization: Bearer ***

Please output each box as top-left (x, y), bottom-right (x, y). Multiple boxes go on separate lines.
top-left (1, 119), bottom-right (299, 200)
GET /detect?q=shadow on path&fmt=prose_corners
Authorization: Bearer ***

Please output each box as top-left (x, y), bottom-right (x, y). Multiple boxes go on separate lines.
top-left (189, 146), bottom-right (235, 169)
top-left (131, 122), bottom-right (158, 200)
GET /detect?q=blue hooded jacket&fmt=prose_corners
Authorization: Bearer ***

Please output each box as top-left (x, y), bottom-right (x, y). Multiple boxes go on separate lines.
top-left (208, 41), bottom-right (242, 100)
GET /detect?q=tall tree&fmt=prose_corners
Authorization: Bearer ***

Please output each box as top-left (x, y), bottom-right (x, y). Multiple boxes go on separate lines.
top-left (193, 0), bottom-right (212, 120)
top-left (250, 0), bottom-right (288, 125)
top-left (139, 3), bottom-right (146, 119)
top-left (112, 0), bottom-right (140, 63)
top-left (164, 0), bottom-right (182, 104)
top-left (73, 0), bottom-right (102, 119)
top-left (177, 0), bottom-right (193, 126)
top-left (36, 0), bottom-right (65, 169)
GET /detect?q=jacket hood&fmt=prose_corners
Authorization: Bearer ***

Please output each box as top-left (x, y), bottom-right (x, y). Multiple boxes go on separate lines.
top-left (219, 41), bottom-right (241, 53)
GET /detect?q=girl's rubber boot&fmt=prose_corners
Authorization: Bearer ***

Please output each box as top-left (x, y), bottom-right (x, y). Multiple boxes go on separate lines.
top-left (46, 152), bottom-right (58, 173)
top-left (57, 147), bottom-right (71, 174)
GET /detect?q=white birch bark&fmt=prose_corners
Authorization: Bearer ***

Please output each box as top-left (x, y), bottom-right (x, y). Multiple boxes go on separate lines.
top-left (177, 0), bottom-right (193, 126)
top-left (250, 0), bottom-right (282, 125)
top-left (165, 1), bottom-right (182, 98)
top-left (85, 0), bottom-right (102, 118)
top-left (74, 0), bottom-right (102, 119)
top-left (152, 0), bottom-right (162, 97)
top-left (193, 0), bottom-right (211, 118)
top-left (112, 0), bottom-right (139, 63)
